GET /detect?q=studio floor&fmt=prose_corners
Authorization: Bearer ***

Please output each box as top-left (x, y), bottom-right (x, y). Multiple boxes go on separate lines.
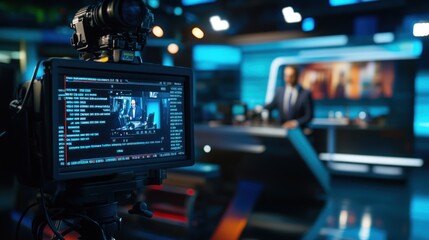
top-left (2, 165), bottom-right (429, 240)
top-left (118, 166), bottom-right (429, 240)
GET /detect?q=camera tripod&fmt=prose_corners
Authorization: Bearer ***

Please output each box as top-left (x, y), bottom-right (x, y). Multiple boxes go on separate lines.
top-left (29, 173), bottom-right (159, 240)
top-left (32, 200), bottom-right (121, 240)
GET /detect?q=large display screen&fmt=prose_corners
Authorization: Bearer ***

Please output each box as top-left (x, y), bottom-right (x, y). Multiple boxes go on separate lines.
top-left (298, 60), bottom-right (395, 100)
top-left (49, 59), bottom-right (194, 180)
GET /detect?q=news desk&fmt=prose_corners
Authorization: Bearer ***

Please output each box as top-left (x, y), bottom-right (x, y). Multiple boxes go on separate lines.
top-left (194, 123), bottom-right (330, 193)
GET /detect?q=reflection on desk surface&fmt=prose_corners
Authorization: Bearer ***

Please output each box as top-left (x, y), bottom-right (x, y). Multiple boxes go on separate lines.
top-left (196, 122), bottom-right (288, 138)
top-left (311, 118), bottom-right (350, 126)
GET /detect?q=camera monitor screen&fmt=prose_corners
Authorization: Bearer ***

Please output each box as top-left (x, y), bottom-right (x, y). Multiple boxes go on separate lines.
top-left (47, 59), bottom-right (194, 180)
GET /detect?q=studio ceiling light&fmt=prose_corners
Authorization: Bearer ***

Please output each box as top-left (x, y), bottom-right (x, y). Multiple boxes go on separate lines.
top-left (282, 6), bottom-right (302, 23)
top-left (413, 22), bottom-right (429, 37)
top-left (192, 27), bottom-right (204, 39)
top-left (210, 15), bottom-right (229, 31)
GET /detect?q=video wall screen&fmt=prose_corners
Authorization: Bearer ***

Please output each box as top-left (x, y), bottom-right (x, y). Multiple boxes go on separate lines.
top-left (298, 60), bottom-right (395, 100)
top-left (278, 58), bottom-right (418, 129)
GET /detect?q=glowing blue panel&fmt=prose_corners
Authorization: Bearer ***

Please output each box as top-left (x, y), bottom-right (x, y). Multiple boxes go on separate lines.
top-left (240, 35), bottom-right (348, 52)
top-left (240, 56), bottom-right (274, 108)
top-left (193, 45), bottom-right (241, 70)
top-left (414, 99), bottom-right (429, 137)
top-left (330, 0), bottom-right (358, 6)
top-left (182, 0), bottom-right (216, 6)
top-left (373, 32), bottom-right (394, 43)
top-left (411, 195), bottom-right (429, 239)
top-left (414, 71), bottom-right (429, 137)
top-left (302, 18), bottom-right (315, 32)
top-left (162, 53), bottom-right (174, 67)
top-left (415, 71), bottom-right (429, 94)
top-left (146, 101), bottom-right (160, 127)
top-left (330, 0), bottom-right (378, 6)
top-left (297, 40), bottom-right (422, 61)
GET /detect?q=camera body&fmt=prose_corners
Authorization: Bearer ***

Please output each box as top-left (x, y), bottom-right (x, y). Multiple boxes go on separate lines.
top-left (12, 58), bottom-right (194, 187)
top-left (70, 0), bottom-right (154, 62)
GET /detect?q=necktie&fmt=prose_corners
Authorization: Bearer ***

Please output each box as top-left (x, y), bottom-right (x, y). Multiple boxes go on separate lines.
top-left (287, 90), bottom-right (293, 120)
top-left (283, 89), bottom-right (293, 120)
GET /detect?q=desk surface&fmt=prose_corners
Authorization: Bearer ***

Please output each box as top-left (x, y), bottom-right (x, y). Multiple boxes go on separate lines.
top-left (196, 123), bottom-right (288, 138)
top-left (194, 122), bottom-right (331, 194)
top-left (311, 118), bottom-right (349, 126)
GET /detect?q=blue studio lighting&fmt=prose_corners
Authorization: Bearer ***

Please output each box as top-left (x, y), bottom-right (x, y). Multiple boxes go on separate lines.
top-left (330, 0), bottom-right (358, 6)
top-left (174, 7), bottom-right (183, 16)
top-left (147, 0), bottom-right (160, 8)
top-left (193, 45), bottom-right (241, 70)
top-left (330, 0), bottom-right (378, 6)
top-left (182, 0), bottom-right (216, 6)
top-left (302, 17), bottom-right (315, 32)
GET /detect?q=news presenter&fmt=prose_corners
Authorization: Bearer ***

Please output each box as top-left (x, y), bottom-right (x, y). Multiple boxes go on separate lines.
top-left (264, 65), bottom-right (314, 128)
top-left (128, 99), bottom-right (144, 121)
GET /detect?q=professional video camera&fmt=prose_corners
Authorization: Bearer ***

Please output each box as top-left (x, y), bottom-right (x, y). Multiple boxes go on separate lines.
top-left (9, 0), bottom-right (194, 239)
top-left (70, 0), bottom-right (154, 63)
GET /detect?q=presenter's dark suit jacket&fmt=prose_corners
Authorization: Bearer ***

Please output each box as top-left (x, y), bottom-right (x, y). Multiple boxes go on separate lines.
top-left (264, 85), bottom-right (314, 128)
top-left (128, 105), bottom-right (144, 121)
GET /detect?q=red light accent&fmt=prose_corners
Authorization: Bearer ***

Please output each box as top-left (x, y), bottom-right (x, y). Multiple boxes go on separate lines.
top-left (148, 185), bottom-right (163, 191)
top-left (152, 210), bottom-right (188, 223)
top-left (186, 188), bottom-right (195, 196)
top-left (43, 225), bottom-right (80, 240)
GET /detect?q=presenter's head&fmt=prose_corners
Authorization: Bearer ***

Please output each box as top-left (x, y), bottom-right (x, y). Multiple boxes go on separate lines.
top-left (283, 65), bottom-right (299, 87)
